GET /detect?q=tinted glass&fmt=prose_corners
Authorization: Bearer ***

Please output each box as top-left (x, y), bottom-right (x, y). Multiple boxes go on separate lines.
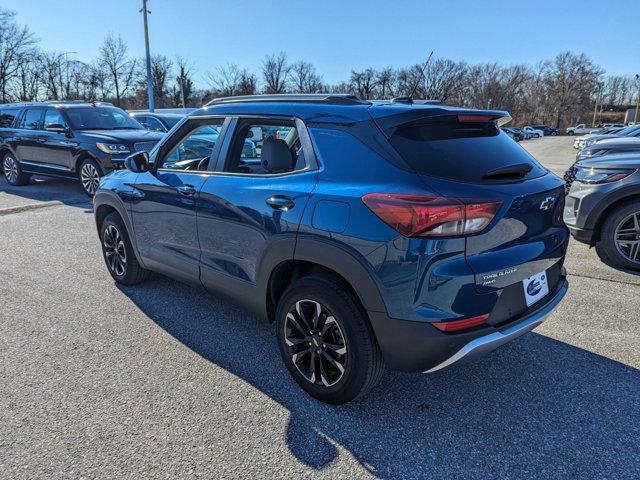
top-left (389, 118), bottom-right (547, 182)
top-left (43, 109), bottom-right (67, 128)
top-left (0, 109), bottom-right (18, 127)
top-left (65, 107), bottom-right (143, 130)
top-left (223, 120), bottom-right (303, 175)
top-left (18, 109), bottom-right (43, 130)
top-left (161, 121), bottom-right (224, 171)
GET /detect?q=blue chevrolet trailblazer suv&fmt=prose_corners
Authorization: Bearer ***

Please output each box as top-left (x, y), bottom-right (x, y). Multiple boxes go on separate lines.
top-left (93, 94), bottom-right (569, 404)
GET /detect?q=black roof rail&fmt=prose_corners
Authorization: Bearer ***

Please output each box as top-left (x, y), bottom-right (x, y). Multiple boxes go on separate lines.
top-left (391, 96), bottom-right (441, 105)
top-left (0, 100), bottom-right (113, 107)
top-left (205, 94), bottom-right (371, 106)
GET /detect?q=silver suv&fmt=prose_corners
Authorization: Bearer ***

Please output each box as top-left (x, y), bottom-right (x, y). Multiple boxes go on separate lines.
top-left (564, 153), bottom-right (640, 270)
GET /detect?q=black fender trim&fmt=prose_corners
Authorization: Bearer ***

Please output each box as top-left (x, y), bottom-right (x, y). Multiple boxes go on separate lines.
top-left (93, 191), bottom-right (147, 269)
top-left (583, 185), bottom-right (640, 231)
top-left (293, 236), bottom-right (386, 313)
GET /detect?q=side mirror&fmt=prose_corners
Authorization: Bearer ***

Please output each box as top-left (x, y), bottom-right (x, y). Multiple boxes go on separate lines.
top-left (124, 151), bottom-right (151, 173)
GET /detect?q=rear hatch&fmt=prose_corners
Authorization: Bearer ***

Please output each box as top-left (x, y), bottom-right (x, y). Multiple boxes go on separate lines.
top-left (372, 105), bottom-right (568, 324)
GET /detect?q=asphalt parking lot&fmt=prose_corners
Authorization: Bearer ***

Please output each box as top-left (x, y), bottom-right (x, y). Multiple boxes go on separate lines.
top-left (1, 136), bottom-right (639, 479)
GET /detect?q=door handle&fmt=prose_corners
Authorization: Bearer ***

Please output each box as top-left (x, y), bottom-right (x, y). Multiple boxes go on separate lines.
top-left (266, 195), bottom-right (295, 211)
top-left (176, 184), bottom-right (196, 196)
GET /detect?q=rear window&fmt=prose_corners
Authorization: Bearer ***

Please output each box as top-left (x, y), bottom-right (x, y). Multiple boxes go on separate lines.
top-left (388, 117), bottom-right (547, 183)
top-left (0, 108), bottom-right (18, 127)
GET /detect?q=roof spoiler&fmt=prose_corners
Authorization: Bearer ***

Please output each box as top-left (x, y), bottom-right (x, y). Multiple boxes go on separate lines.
top-left (370, 107), bottom-right (512, 138)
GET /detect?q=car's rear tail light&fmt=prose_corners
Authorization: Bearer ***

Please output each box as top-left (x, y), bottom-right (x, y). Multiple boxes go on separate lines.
top-left (362, 193), bottom-right (501, 237)
top-left (432, 314), bottom-right (490, 332)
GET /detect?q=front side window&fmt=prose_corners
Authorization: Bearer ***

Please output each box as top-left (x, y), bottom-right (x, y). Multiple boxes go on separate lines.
top-left (44, 109), bottom-right (68, 128)
top-left (65, 107), bottom-right (143, 131)
top-left (0, 108), bottom-right (19, 127)
top-left (19, 109), bottom-right (43, 130)
top-left (222, 120), bottom-right (304, 175)
top-left (160, 121), bottom-right (224, 171)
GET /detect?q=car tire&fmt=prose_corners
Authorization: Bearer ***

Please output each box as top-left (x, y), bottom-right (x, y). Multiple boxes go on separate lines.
top-left (568, 131), bottom-right (575, 136)
top-left (100, 212), bottom-right (150, 284)
top-left (599, 201), bottom-right (640, 271)
top-left (78, 158), bottom-right (103, 197)
top-left (534, 133), bottom-right (540, 138)
top-left (552, 131), bottom-right (558, 136)
top-left (2, 152), bottom-right (30, 186)
top-left (275, 275), bottom-right (385, 404)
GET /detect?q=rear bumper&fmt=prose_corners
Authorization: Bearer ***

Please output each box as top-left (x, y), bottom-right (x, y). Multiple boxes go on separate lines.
top-left (368, 277), bottom-right (568, 372)
top-left (425, 278), bottom-right (568, 372)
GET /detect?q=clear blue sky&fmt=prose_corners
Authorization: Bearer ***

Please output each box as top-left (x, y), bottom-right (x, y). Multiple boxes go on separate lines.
top-left (4, 0), bottom-right (640, 86)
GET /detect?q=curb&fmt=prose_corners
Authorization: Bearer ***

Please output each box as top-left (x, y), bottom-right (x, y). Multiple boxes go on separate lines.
top-left (0, 200), bottom-right (90, 217)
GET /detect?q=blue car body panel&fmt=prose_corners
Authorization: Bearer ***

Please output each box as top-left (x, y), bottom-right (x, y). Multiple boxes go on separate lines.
top-left (94, 98), bottom-right (569, 372)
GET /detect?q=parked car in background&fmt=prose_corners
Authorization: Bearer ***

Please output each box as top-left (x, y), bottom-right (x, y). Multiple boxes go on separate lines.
top-left (576, 125), bottom-right (640, 152)
top-left (577, 137), bottom-right (640, 161)
top-left (0, 101), bottom-right (163, 196)
top-left (129, 111), bottom-right (184, 132)
top-left (601, 123), bottom-right (624, 128)
top-left (566, 123), bottom-right (599, 135)
top-left (523, 126), bottom-right (544, 138)
top-left (564, 152), bottom-right (640, 270)
top-left (574, 126), bottom-right (626, 149)
top-left (502, 127), bottom-right (521, 141)
top-left (512, 127), bottom-right (533, 139)
top-left (93, 94), bottom-right (569, 404)
top-left (530, 124), bottom-right (560, 136)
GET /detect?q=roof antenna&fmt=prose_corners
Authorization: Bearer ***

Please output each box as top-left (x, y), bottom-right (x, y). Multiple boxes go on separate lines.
top-left (392, 51), bottom-right (434, 104)
top-left (409, 51), bottom-right (434, 100)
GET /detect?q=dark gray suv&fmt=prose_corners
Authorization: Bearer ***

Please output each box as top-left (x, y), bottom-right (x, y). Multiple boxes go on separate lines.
top-left (564, 153), bottom-right (640, 270)
top-left (0, 101), bottom-right (163, 196)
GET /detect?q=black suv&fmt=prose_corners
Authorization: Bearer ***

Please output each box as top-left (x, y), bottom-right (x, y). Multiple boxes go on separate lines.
top-left (531, 125), bottom-right (560, 136)
top-left (0, 101), bottom-right (164, 195)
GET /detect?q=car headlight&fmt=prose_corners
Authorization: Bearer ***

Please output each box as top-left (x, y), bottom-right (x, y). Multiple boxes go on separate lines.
top-left (574, 167), bottom-right (635, 184)
top-left (576, 149), bottom-right (607, 160)
top-left (96, 143), bottom-right (130, 154)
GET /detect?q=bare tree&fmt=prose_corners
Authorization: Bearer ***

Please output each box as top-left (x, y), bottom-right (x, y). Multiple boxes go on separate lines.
top-left (290, 61), bottom-right (323, 93)
top-left (15, 53), bottom-right (41, 101)
top-left (207, 63), bottom-right (241, 96)
top-left (350, 68), bottom-right (378, 99)
top-left (262, 52), bottom-right (290, 94)
top-left (237, 70), bottom-right (258, 95)
top-left (98, 34), bottom-right (137, 106)
top-left (376, 68), bottom-right (396, 99)
top-left (148, 54), bottom-right (173, 107)
top-left (173, 56), bottom-right (194, 107)
top-left (207, 63), bottom-right (257, 97)
top-left (542, 51), bottom-right (603, 127)
top-left (0, 8), bottom-right (38, 102)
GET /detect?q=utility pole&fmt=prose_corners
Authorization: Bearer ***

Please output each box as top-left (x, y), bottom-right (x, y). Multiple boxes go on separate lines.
top-left (592, 88), bottom-right (599, 127)
top-left (141, 0), bottom-right (154, 112)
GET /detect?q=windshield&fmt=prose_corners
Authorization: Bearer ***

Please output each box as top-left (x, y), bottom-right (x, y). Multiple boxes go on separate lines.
top-left (66, 107), bottom-right (143, 130)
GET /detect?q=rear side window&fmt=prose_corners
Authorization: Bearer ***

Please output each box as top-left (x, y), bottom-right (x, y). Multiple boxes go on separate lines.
top-left (388, 117), bottom-right (547, 183)
top-left (18, 109), bottom-right (43, 130)
top-left (0, 108), bottom-right (19, 127)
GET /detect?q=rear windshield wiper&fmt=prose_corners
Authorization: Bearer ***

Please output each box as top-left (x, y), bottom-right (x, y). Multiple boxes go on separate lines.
top-left (482, 163), bottom-right (533, 180)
